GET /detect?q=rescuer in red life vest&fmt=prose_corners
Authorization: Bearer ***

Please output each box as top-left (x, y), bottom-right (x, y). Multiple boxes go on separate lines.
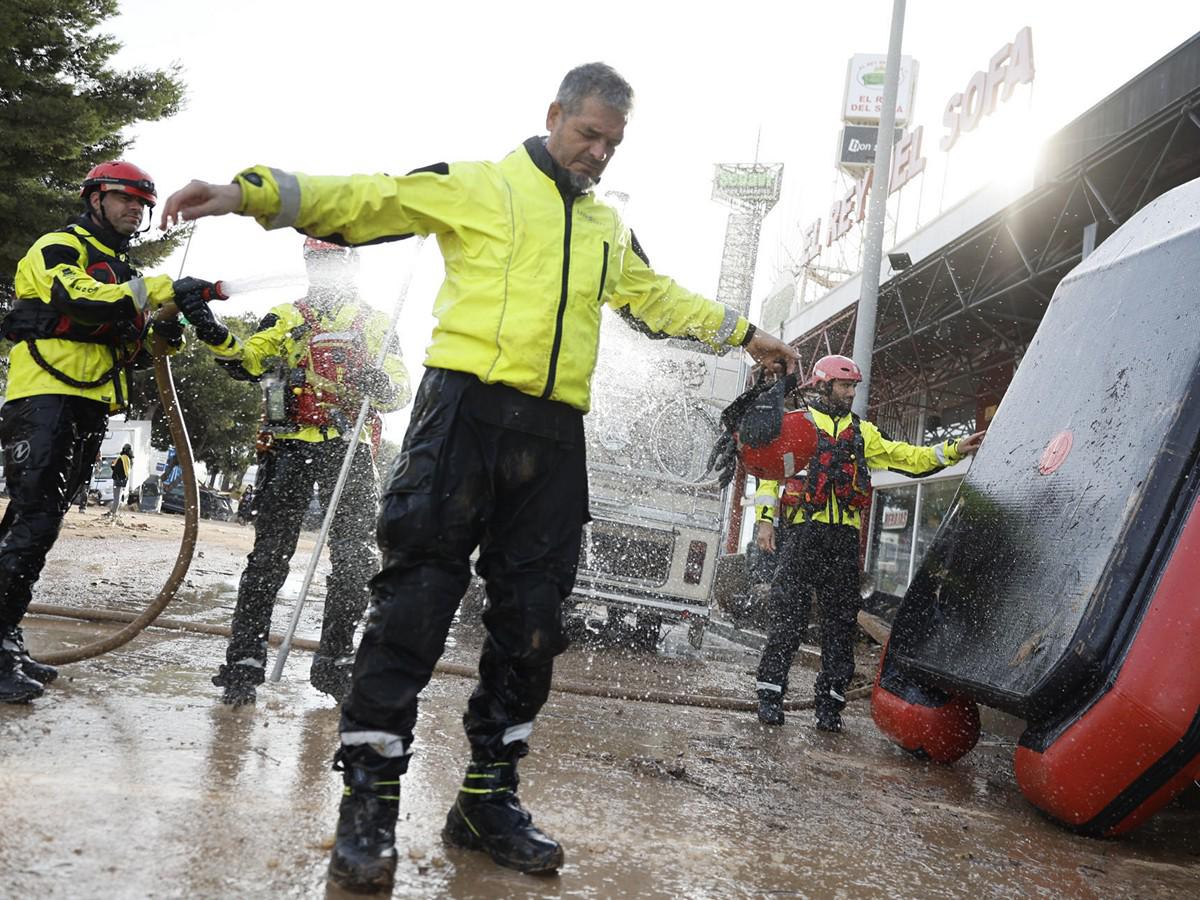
top-left (0, 160), bottom-right (216, 704)
top-left (177, 237), bottom-right (410, 705)
top-left (753, 354), bottom-right (985, 732)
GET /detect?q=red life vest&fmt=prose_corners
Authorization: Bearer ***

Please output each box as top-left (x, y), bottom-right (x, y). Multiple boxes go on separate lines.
top-left (779, 477), bottom-right (807, 508)
top-left (290, 301), bottom-right (382, 451)
top-left (802, 413), bottom-right (872, 521)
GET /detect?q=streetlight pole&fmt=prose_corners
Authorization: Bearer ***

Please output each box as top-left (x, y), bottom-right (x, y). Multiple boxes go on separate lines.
top-left (851, 0), bottom-right (907, 417)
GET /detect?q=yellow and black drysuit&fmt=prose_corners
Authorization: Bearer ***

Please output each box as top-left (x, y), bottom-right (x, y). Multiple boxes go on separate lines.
top-left (221, 137), bottom-right (755, 774)
top-left (201, 293), bottom-right (409, 702)
top-left (0, 214), bottom-right (181, 689)
top-left (754, 401), bottom-right (965, 724)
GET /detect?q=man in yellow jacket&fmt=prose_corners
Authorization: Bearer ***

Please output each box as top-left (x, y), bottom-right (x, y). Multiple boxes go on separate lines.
top-left (162, 62), bottom-right (798, 890)
top-left (753, 354), bottom-right (984, 732)
top-left (178, 238), bottom-right (410, 705)
top-left (0, 160), bottom-right (217, 705)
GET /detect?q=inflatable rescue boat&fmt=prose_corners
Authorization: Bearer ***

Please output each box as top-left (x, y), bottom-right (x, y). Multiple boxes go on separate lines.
top-left (872, 176), bottom-right (1200, 836)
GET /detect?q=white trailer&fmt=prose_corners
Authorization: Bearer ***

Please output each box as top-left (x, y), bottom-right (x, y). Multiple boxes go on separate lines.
top-left (567, 313), bottom-right (746, 649)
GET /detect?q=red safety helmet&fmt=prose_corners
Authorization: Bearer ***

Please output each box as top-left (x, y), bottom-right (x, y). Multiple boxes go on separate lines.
top-left (738, 409), bottom-right (819, 480)
top-left (807, 354), bottom-right (862, 386)
top-left (303, 236), bottom-right (359, 262)
top-left (80, 161), bottom-right (157, 206)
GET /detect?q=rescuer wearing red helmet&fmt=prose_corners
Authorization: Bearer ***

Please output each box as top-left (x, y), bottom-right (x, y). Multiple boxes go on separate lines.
top-left (0, 160), bottom-right (220, 704)
top-left (176, 237), bottom-right (410, 707)
top-left (160, 62), bottom-right (798, 890)
top-left (752, 354), bottom-right (985, 732)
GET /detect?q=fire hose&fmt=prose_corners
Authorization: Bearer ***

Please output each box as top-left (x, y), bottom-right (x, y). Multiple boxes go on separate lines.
top-left (30, 335), bottom-right (201, 665)
top-left (24, 603), bottom-right (872, 710)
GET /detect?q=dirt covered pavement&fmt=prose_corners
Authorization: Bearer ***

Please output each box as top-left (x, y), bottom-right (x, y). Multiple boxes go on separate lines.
top-left (2, 505), bottom-right (1199, 898)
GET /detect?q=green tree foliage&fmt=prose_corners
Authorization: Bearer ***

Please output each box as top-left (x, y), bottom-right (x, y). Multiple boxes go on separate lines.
top-left (128, 313), bottom-right (265, 485)
top-left (0, 0), bottom-right (187, 305)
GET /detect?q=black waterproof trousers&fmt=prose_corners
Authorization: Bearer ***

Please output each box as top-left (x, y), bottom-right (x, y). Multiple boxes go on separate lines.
top-left (763, 519), bottom-right (812, 625)
top-left (340, 369), bottom-right (588, 768)
top-left (756, 523), bottom-right (861, 715)
top-left (223, 437), bottom-right (379, 676)
top-left (0, 395), bottom-right (108, 630)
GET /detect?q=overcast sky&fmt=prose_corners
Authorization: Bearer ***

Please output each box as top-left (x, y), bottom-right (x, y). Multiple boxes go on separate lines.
top-left (107, 1), bottom-right (1199, 435)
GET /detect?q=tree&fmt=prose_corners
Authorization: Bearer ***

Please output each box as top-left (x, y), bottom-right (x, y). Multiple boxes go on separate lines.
top-left (0, 0), bottom-right (187, 302)
top-left (128, 313), bottom-right (265, 486)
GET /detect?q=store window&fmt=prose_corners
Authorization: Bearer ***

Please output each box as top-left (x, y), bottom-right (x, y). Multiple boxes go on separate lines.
top-left (868, 484), bottom-right (917, 596)
top-left (867, 476), bottom-right (964, 596)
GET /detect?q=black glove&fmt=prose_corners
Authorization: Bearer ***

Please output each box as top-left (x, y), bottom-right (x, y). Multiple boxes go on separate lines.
top-left (172, 277), bottom-right (225, 302)
top-left (353, 364), bottom-right (396, 402)
top-left (738, 375), bottom-right (794, 448)
top-left (149, 317), bottom-right (184, 349)
top-left (706, 431), bottom-right (738, 488)
top-left (176, 290), bottom-right (230, 346)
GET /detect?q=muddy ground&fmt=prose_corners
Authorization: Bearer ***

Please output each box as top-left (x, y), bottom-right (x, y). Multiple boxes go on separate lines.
top-left (1, 504), bottom-right (1198, 898)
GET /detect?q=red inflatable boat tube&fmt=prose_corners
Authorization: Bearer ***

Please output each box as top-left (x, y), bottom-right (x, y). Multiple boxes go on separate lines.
top-left (871, 641), bottom-right (981, 765)
top-left (1014, 491), bottom-right (1200, 836)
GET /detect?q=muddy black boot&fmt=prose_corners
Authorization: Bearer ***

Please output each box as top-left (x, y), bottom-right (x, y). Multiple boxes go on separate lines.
top-left (814, 678), bottom-right (845, 733)
top-left (309, 653), bottom-right (354, 703)
top-left (815, 706), bottom-right (843, 732)
top-left (212, 662), bottom-right (262, 706)
top-left (327, 745), bottom-right (404, 894)
top-left (0, 633), bottom-right (44, 704)
top-left (5, 626), bottom-right (57, 685)
top-left (757, 689), bottom-right (785, 726)
top-left (442, 760), bottom-right (564, 874)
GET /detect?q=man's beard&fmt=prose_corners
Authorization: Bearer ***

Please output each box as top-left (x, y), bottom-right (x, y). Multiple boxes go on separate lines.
top-left (566, 170), bottom-right (597, 193)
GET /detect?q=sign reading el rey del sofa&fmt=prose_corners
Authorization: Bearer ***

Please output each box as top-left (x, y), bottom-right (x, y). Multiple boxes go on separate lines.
top-left (842, 54), bottom-right (918, 125)
top-left (941, 26), bottom-right (1035, 151)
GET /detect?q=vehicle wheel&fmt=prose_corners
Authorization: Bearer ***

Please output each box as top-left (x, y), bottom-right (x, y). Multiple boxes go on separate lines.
top-left (633, 612), bottom-right (662, 650)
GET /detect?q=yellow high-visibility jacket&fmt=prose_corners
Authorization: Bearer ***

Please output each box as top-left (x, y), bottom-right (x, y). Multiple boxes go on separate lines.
top-left (230, 137), bottom-right (751, 412)
top-left (207, 298), bottom-right (410, 443)
top-left (112, 452), bottom-right (132, 485)
top-left (7, 217), bottom-right (178, 410)
top-left (754, 408), bottom-right (964, 530)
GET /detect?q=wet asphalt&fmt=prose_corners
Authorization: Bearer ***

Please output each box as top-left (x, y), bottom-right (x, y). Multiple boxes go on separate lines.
top-left (2, 507), bottom-right (1198, 898)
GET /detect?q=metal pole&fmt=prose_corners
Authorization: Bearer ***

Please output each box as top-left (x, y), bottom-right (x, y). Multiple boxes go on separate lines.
top-left (905, 397), bottom-right (927, 588)
top-left (270, 238), bottom-right (426, 682)
top-left (851, 0), bottom-right (907, 418)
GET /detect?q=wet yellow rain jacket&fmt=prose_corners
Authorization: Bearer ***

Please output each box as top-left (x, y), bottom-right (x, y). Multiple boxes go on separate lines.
top-left (754, 409), bottom-right (963, 530)
top-left (229, 137), bottom-right (751, 412)
top-left (7, 218), bottom-right (178, 410)
top-left (207, 299), bottom-right (410, 443)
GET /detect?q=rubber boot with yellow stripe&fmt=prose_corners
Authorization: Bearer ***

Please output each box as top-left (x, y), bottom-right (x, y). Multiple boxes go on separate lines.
top-left (441, 760), bottom-right (563, 874)
top-left (326, 745), bottom-right (404, 894)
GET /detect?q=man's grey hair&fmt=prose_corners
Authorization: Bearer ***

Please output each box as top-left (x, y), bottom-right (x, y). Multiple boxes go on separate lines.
top-left (556, 62), bottom-right (634, 117)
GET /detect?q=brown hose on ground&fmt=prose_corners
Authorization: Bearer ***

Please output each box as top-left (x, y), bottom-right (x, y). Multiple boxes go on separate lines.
top-left (24, 603), bottom-right (872, 711)
top-left (33, 347), bottom-right (201, 665)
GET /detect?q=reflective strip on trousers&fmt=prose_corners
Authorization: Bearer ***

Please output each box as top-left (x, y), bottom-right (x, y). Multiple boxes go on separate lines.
top-left (341, 730), bottom-right (412, 759)
top-left (502, 722), bottom-right (533, 745)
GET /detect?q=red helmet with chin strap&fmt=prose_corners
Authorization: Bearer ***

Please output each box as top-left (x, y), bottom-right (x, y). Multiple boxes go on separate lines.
top-left (806, 354), bottom-right (862, 386)
top-left (80, 161), bottom-right (157, 206)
